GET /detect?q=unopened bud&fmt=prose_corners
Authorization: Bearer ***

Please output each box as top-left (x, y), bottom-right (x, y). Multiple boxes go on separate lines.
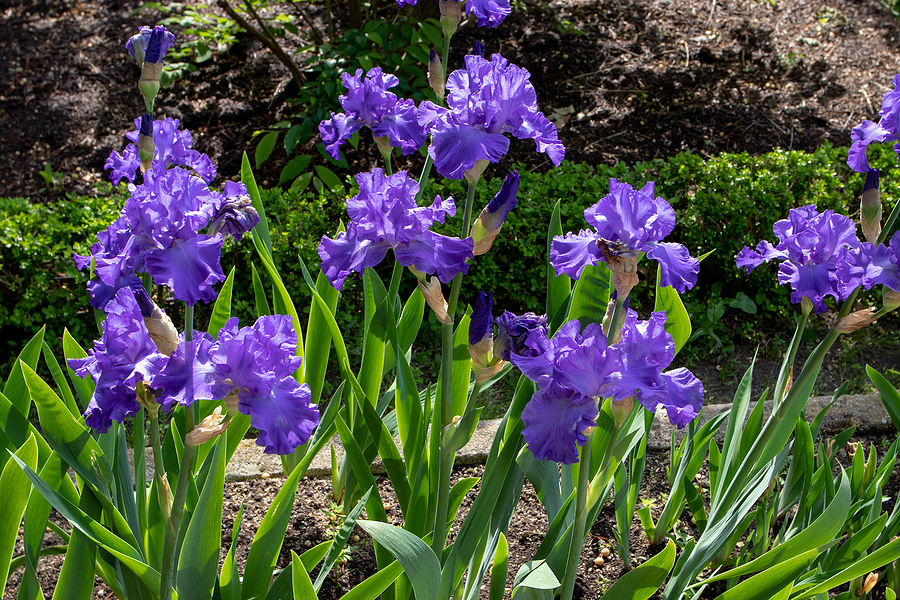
top-left (464, 159), bottom-right (490, 186)
top-left (428, 50), bottom-right (444, 99)
top-left (186, 406), bottom-right (230, 446)
top-left (439, 0), bottom-right (462, 38)
top-left (835, 307), bottom-right (878, 333)
top-left (860, 170), bottom-right (882, 244)
top-left (419, 276), bottom-right (452, 324)
top-left (472, 171), bottom-right (520, 255)
top-left (885, 289), bottom-right (900, 310)
top-left (471, 40), bottom-right (485, 58)
top-left (611, 396), bottom-right (633, 428)
top-left (373, 134), bottom-right (393, 164)
top-left (854, 571), bottom-right (878, 596)
top-left (158, 473), bottom-right (174, 522)
top-left (800, 296), bottom-right (814, 317)
top-left (138, 113), bottom-right (155, 173)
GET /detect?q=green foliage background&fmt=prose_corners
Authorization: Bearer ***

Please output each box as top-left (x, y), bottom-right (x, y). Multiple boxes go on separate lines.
top-left (2, 143), bottom-right (898, 377)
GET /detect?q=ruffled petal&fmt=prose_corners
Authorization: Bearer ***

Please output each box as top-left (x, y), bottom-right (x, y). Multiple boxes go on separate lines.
top-left (393, 230), bottom-right (474, 283)
top-left (848, 120), bottom-right (892, 173)
top-left (143, 236), bottom-right (226, 305)
top-left (371, 99), bottom-right (427, 155)
top-left (319, 112), bottom-right (365, 160)
top-left (646, 241), bottom-right (699, 292)
top-left (240, 378), bottom-right (319, 455)
top-left (318, 228), bottom-right (391, 290)
top-left (429, 120), bottom-right (510, 179)
top-left (521, 382), bottom-right (598, 464)
top-left (465, 0), bottom-right (510, 27)
top-left (549, 229), bottom-right (603, 279)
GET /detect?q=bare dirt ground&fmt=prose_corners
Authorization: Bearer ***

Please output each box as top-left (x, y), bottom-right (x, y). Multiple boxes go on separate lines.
top-left (3, 0), bottom-right (900, 199)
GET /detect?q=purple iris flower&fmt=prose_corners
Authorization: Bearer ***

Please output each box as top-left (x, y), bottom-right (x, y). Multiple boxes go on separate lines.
top-left (79, 167), bottom-right (226, 305)
top-left (106, 117), bottom-right (217, 186)
top-left (126, 25), bottom-right (175, 66)
top-left (466, 0), bottom-right (510, 28)
top-left (418, 54), bottom-right (565, 179)
top-left (318, 168), bottom-right (474, 290)
top-left (68, 287), bottom-right (165, 433)
top-left (494, 311), bottom-right (549, 362)
top-left (736, 205), bottom-right (860, 313)
top-left (847, 74), bottom-right (900, 172)
top-left (153, 316), bottom-right (319, 455)
top-left (550, 179), bottom-right (699, 293)
top-left (319, 67), bottom-right (426, 160)
top-left (837, 231), bottom-right (900, 297)
top-left (124, 167), bottom-right (226, 304)
top-left (514, 312), bottom-right (703, 464)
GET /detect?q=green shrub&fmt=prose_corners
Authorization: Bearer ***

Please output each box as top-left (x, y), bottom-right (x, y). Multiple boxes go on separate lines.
top-left (2, 144), bottom-right (897, 376)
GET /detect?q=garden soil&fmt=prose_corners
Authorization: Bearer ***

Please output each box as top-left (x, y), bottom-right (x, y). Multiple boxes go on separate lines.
top-left (4, 0), bottom-right (900, 598)
top-left (5, 434), bottom-right (900, 599)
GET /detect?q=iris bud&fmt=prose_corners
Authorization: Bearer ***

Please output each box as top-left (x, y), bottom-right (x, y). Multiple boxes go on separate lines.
top-left (835, 307), bottom-right (879, 333)
top-left (127, 25), bottom-right (175, 112)
top-left (860, 169), bottom-right (882, 244)
top-left (464, 159), bottom-right (490, 186)
top-left (610, 396), bottom-right (633, 428)
top-left (471, 40), bottom-right (485, 58)
top-left (439, 0), bottom-right (462, 38)
top-left (137, 113), bottom-right (154, 173)
top-left (133, 286), bottom-right (179, 356)
top-left (428, 50), bottom-right (445, 99)
top-left (472, 171), bottom-right (520, 255)
top-left (418, 275), bottom-right (453, 324)
top-left (469, 291), bottom-right (505, 382)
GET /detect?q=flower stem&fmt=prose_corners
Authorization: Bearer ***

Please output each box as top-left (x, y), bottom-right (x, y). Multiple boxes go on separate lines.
top-left (773, 310), bottom-right (809, 411)
top-left (431, 177), bottom-right (479, 557)
top-left (560, 431), bottom-right (593, 600)
top-left (159, 427), bottom-right (196, 600)
top-left (159, 304), bottom-right (197, 600)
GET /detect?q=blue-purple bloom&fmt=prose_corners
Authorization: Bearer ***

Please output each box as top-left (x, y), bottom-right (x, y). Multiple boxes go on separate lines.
top-left (153, 315), bottom-right (319, 455)
top-left (848, 74), bottom-right (900, 172)
top-left (837, 231), bottom-right (900, 297)
top-left (514, 312), bottom-right (703, 464)
top-left (418, 54), bottom-right (565, 179)
top-left (494, 311), bottom-right (549, 362)
top-left (319, 67), bottom-right (426, 160)
top-left (77, 166), bottom-right (227, 306)
top-left (68, 287), bottom-right (164, 433)
top-left (106, 116), bottom-right (216, 185)
top-left (551, 179), bottom-right (699, 293)
top-left (736, 205), bottom-right (861, 313)
top-left (318, 168), bottom-right (474, 290)
top-left (466, 0), bottom-right (510, 27)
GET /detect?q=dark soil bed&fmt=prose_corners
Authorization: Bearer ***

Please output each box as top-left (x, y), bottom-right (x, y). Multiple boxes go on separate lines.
top-left (3, 0), bottom-right (900, 199)
top-left (5, 433), bottom-right (899, 599)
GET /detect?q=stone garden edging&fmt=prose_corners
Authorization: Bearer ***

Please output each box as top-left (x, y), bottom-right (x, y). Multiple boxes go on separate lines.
top-left (131, 394), bottom-right (892, 482)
